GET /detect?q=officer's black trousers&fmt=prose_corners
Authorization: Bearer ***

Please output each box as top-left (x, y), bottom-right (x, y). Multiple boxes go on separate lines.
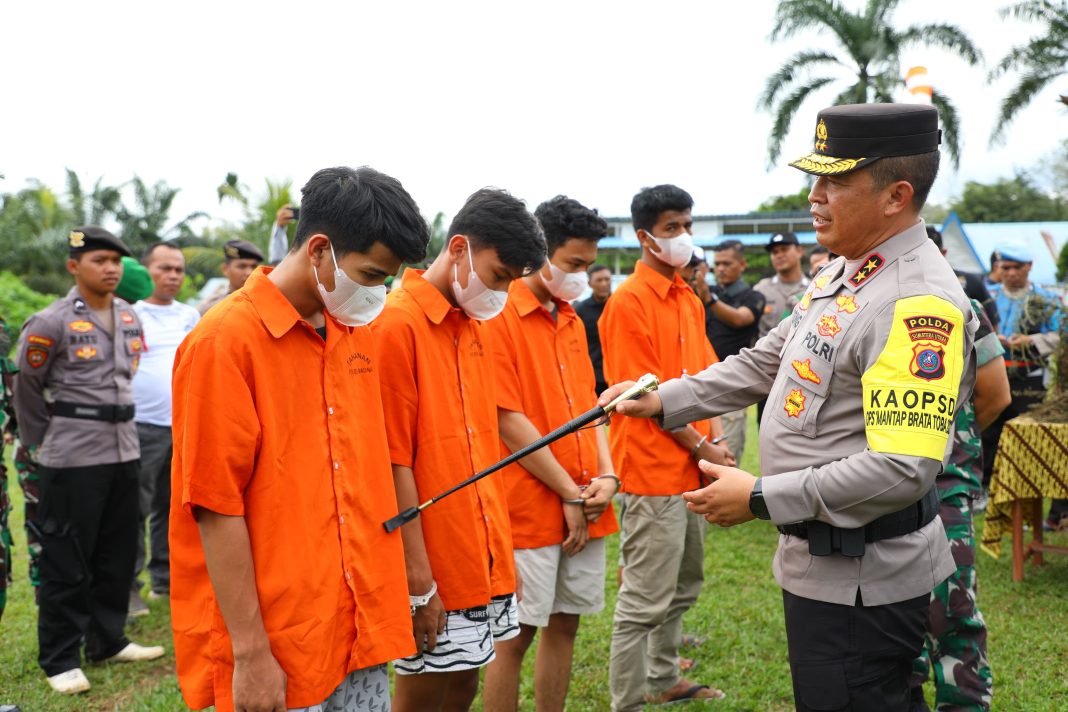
top-left (783, 589), bottom-right (929, 712)
top-left (36, 461), bottom-right (139, 676)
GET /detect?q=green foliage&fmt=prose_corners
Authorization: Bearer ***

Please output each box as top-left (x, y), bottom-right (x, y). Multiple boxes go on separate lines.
top-left (761, 0), bottom-right (981, 166)
top-left (755, 186), bottom-right (811, 213)
top-left (216, 173), bottom-right (294, 256)
top-left (0, 271), bottom-right (59, 333)
top-left (949, 172), bottom-right (1067, 222)
top-left (990, 1), bottom-right (1068, 143)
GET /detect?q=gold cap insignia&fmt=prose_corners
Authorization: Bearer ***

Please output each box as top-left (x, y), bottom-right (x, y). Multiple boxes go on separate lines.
top-left (69, 231), bottom-right (86, 248)
top-left (224, 245), bottom-right (240, 259)
top-left (816, 119), bottom-right (828, 141)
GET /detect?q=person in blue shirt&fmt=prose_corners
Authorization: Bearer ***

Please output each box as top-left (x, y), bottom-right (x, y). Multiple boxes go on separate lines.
top-left (985, 243), bottom-right (1066, 527)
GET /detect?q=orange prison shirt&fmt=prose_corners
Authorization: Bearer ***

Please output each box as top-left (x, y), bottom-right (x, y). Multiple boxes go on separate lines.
top-left (372, 270), bottom-right (516, 611)
top-left (169, 269), bottom-right (411, 712)
top-left (598, 261), bottom-right (717, 495)
top-left (487, 280), bottom-right (619, 549)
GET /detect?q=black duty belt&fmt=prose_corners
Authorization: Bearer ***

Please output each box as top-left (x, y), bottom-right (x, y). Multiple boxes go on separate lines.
top-left (777, 487), bottom-right (939, 558)
top-left (53, 401), bottom-right (136, 423)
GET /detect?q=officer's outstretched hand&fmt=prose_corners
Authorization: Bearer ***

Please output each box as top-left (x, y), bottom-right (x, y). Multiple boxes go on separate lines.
top-left (684, 461), bottom-right (757, 527)
top-left (598, 381), bottom-right (663, 419)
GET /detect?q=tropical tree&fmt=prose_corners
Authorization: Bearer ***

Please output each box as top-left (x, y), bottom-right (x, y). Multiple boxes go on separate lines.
top-left (114, 176), bottom-right (206, 254)
top-left (759, 0), bottom-right (982, 167)
top-left (65, 169), bottom-right (123, 226)
top-left (990, 1), bottom-right (1068, 143)
top-left (216, 173), bottom-right (295, 255)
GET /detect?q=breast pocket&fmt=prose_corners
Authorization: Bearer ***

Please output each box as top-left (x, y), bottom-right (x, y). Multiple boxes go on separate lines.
top-left (772, 376), bottom-right (829, 438)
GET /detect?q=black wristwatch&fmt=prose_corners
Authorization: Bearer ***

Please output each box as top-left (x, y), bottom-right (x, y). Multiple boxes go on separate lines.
top-left (707, 291), bottom-right (719, 306)
top-left (749, 478), bottom-right (770, 520)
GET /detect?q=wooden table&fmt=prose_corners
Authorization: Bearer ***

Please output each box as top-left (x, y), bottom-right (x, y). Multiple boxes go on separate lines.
top-left (980, 418), bottom-right (1068, 582)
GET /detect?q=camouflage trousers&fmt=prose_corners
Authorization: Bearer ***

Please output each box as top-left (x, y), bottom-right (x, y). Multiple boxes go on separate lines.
top-left (910, 492), bottom-right (992, 711)
top-left (0, 445), bottom-right (10, 621)
top-left (14, 443), bottom-right (41, 600)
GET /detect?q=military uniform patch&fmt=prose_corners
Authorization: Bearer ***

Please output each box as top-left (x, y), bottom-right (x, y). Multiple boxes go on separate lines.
top-left (121, 312), bottom-right (135, 324)
top-left (798, 293), bottom-right (812, 311)
top-left (27, 335), bottom-right (55, 347)
top-left (68, 230), bottom-right (86, 248)
top-left (27, 347), bottom-right (48, 369)
top-left (848, 253), bottom-right (884, 287)
top-left (817, 315), bottom-right (842, 338)
top-left (68, 321), bottom-right (94, 333)
top-left (74, 346), bottom-right (98, 360)
top-left (224, 244), bottom-right (241, 259)
top-left (784, 388), bottom-right (806, 418)
top-left (130, 338), bottom-right (143, 352)
top-left (835, 294), bottom-right (859, 313)
top-left (813, 274), bottom-right (831, 291)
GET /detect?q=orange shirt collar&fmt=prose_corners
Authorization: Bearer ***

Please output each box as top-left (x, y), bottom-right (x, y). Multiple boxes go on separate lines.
top-left (633, 260), bottom-right (688, 300)
top-left (509, 278), bottom-right (580, 323)
top-left (246, 266), bottom-right (353, 341)
top-left (402, 269), bottom-right (458, 325)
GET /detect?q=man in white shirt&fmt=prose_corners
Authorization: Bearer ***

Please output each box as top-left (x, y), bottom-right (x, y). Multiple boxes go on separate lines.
top-left (129, 242), bottom-right (199, 615)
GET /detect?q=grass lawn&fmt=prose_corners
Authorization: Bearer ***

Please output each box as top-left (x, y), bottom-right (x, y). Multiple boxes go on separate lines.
top-left (2, 410), bottom-right (1067, 710)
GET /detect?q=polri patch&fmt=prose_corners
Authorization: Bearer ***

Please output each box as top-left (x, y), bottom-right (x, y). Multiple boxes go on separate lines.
top-left (74, 346), bottom-right (98, 360)
top-left (848, 253), bottom-right (884, 287)
top-left (121, 312), bottom-right (135, 324)
top-left (816, 315), bottom-right (842, 338)
top-left (27, 334), bottom-right (55, 347)
top-left (835, 294), bottom-right (859, 313)
top-left (911, 344), bottom-right (946, 381)
top-left (68, 320), bottom-right (94, 333)
top-left (792, 358), bottom-right (822, 384)
top-left (27, 346), bottom-right (48, 368)
top-left (903, 315), bottom-right (955, 345)
top-left (784, 388), bottom-right (806, 418)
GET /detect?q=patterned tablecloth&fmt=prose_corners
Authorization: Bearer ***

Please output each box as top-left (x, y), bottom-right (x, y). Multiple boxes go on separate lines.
top-left (980, 418), bottom-right (1068, 558)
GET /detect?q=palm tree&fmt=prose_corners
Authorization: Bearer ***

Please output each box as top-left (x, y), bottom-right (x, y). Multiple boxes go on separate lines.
top-left (115, 176), bottom-right (206, 253)
top-left (990, 1), bottom-right (1068, 143)
top-left (66, 169), bottom-right (123, 226)
top-left (760, 0), bottom-right (982, 167)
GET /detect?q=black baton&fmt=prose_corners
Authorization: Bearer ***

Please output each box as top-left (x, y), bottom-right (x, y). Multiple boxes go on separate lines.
top-left (382, 373), bottom-right (659, 533)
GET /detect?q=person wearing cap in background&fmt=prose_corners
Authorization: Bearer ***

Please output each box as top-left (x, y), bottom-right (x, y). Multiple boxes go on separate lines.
top-left (600, 103), bottom-right (976, 711)
top-left (115, 256), bottom-right (154, 304)
top-left (807, 244), bottom-right (831, 278)
top-left (985, 243), bottom-right (1066, 528)
top-left (926, 226), bottom-right (998, 329)
top-left (753, 233), bottom-right (810, 422)
top-left (984, 250), bottom-right (1003, 291)
top-left (703, 240), bottom-right (766, 462)
top-left (12, 226), bottom-right (165, 695)
top-left (197, 239), bottom-right (264, 315)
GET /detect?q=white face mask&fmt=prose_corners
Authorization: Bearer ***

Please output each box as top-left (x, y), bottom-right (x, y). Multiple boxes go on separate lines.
top-left (540, 262), bottom-right (588, 302)
top-left (451, 238), bottom-right (508, 320)
top-left (646, 230), bottom-right (694, 269)
top-left (313, 243), bottom-right (387, 326)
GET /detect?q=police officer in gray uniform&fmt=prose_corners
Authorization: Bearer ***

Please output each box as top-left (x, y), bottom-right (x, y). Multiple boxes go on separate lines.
top-left (602, 104), bottom-right (976, 711)
top-left (13, 226), bottom-right (164, 695)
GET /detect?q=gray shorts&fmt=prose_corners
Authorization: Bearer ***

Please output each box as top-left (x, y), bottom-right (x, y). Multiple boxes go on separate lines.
top-left (287, 664), bottom-right (389, 712)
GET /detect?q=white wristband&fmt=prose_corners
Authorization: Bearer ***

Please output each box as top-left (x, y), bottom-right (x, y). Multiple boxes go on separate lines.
top-left (409, 581), bottom-right (437, 615)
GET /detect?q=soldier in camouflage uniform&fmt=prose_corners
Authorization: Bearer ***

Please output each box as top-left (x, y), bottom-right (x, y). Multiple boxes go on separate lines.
top-left (910, 299), bottom-right (1008, 710)
top-left (0, 316), bottom-right (16, 621)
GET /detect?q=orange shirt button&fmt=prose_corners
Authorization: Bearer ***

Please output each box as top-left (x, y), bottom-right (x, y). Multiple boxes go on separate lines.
top-left (334, 461), bottom-right (340, 470)
top-left (328, 407), bottom-right (335, 415)
top-left (339, 515), bottom-right (345, 524)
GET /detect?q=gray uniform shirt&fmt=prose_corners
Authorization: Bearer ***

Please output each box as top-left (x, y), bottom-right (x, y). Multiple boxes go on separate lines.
top-left (13, 287), bottom-right (142, 468)
top-left (753, 274), bottom-right (810, 340)
top-left (660, 222), bottom-right (974, 606)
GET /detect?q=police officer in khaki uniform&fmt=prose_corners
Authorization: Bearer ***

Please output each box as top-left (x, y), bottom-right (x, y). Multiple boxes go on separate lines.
top-left (602, 104), bottom-right (976, 711)
top-left (197, 238), bottom-right (264, 314)
top-left (13, 226), bottom-right (164, 695)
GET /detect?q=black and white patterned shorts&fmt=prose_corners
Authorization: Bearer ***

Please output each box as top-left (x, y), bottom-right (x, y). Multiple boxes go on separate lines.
top-left (394, 593), bottom-right (518, 675)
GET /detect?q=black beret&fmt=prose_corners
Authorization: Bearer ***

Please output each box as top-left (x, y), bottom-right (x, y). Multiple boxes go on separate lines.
top-left (789, 103), bottom-right (941, 176)
top-left (223, 240), bottom-right (264, 262)
top-left (68, 226), bottom-right (132, 257)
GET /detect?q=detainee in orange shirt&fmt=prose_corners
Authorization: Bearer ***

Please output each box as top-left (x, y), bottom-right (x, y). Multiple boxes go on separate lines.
top-left (169, 167), bottom-right (430, 712)
top-left (602, 184), bottom-right (734, 710)
top-left (481, 196), bottom-right (620, 712)
top-left (373, 189), bottom-right (547, 712)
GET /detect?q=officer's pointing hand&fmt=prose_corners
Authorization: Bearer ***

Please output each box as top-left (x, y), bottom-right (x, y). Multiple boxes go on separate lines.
top-left (683, 461), bottom-right (757, 527)
top-left (598, 380), bottom-right (664, 419)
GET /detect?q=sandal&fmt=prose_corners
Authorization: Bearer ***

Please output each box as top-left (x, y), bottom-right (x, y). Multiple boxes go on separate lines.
top-left (647, 679), bottom-right (726, 704)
